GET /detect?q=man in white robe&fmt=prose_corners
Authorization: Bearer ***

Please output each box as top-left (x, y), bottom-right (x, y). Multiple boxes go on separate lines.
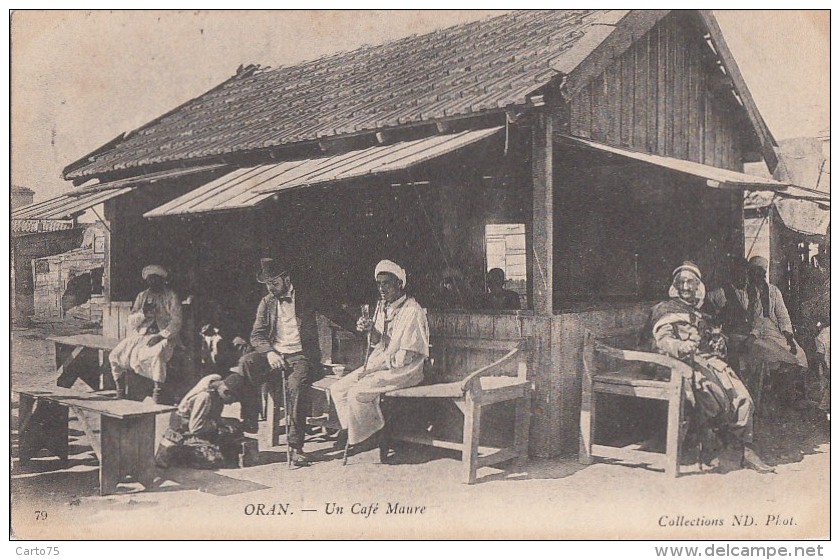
top-left (331, 260), bottom-right (429, 447)
top-left (745, 256), bottom-right (808, 370)
top-left (109, 264), bottom-right (182, 403)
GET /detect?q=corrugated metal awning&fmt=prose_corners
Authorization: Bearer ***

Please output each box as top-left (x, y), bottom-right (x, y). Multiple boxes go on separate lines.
top-left (560, 135), bottom-right (791, 191)
top-left (144, 127), bottom-right (502, 218)
top-left (11, 187), bottom-right (132, 220)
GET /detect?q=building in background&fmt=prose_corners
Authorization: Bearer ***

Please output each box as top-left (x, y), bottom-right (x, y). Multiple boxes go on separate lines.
top-left (11, 187), bottom-right (107, 323)
top-left (11, 185), bottom-right (35, 209)
top-left (11, 220), bottom-right (83, 321)
top-left (744, 134), bottom-right (830, 326)
top-left (32, 222), bottom-right (107, 321)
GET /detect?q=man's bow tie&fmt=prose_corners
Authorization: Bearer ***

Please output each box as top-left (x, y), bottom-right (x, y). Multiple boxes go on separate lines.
top-left (277, 296), bottom-right (293, 304)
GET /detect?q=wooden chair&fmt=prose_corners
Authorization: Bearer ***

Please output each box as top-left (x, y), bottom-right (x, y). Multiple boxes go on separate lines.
top-left (579, 327), bottom-right (692, 477)
top-left (381, 336), bottom-right (532, 484)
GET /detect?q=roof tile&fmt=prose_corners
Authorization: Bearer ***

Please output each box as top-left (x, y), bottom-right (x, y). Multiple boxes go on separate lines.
top-left (66, 9), bottom-right (611, 180)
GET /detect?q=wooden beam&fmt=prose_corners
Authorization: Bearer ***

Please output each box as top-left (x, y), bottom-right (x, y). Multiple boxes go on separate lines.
top-left (531, 112), bottom-right (553, 315)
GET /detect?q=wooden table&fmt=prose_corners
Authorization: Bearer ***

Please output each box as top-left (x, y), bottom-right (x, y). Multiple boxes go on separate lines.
top-left (49, 334), bottom-right (121, 391)
top-left (15, 382), bottom-right (176, 495)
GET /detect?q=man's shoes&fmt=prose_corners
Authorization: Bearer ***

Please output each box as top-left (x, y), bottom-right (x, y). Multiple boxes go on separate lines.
top-left (743, 446), bottom-right (775, 473)
top-left (290, 449), bottom-right (311, 467)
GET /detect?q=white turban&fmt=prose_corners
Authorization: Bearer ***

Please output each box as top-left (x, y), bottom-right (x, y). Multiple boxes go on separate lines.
top-left (374, 260), bottom-right (406, 288)
top-left (142, 264), bottom-right (168, 280)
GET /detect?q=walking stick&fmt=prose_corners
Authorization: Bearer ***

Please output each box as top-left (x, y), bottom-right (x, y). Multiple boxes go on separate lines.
top-left (281, 366), bottom-right (292, 469)
top-left (344, 299), bottom-right (382, 466)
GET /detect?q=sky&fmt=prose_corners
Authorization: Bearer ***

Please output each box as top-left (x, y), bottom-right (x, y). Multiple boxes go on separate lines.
top-left (10, 10), bottom-right (830, 203)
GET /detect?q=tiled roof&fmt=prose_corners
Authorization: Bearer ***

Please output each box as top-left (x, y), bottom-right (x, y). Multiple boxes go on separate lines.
top-left (65, 10), bottom-right (613, 180)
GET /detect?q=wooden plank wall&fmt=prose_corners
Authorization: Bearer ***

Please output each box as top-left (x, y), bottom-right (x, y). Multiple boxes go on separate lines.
top-left (550, 303), bottom-right (652, 455)
top-left (102, 301), bottom-right (133, 339)
top-left (569, 13), bottom-right (742, 172)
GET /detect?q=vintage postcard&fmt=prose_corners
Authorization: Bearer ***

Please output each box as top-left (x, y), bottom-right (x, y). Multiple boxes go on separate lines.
top-left (9, 9), bottom-right (830, 542)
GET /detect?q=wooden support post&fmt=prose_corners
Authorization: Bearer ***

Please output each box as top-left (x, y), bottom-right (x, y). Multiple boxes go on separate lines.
top-left (531, 111), bottom-right (553, 316)
top-left (133, 415), bottom-right (157, 490)
top-left (17, 394), bottom-right (37, 464)
top-left (55, 345), bottom-right (84, 388)
top-left (513, 393), bottom-right (531, 468)
top-left (579, 332), bottom-right (596, 465)
top-left (99, 414), bottom-right (157, 495)
top-left (100, 416), bottom-right (121, 495)
top-left (461, 391), bottom-right (481, 484)
top-left (665, 382), bottom-right (683, 477)
top-left (18, 399), bottom-right (69, 465)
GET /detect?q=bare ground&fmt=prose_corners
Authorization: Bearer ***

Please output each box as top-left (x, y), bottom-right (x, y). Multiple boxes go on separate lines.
top-left (10, 320), bottom-right (830, 540)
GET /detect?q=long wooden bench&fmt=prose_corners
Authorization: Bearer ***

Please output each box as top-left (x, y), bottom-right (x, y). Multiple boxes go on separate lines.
top-left (380, 336), bottom-right (533, 484)
top-left (14, 382), bottom-right (176, 495)
top-left (579, 327), bottom-right (692, 477)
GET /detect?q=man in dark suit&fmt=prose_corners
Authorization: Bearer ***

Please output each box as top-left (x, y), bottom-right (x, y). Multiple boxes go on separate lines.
top-left (239, 258), bottom-right (325, 466)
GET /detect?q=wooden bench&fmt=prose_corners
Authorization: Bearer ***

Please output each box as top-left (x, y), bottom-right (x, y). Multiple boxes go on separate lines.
top-left (50, 334), bottom-right (121, 391)
top-left (381, 336), bottom-right (532, 484)
top-left (14, 382), bottom-right (176, 495)
top-left (579, 327), bottom-right (692, 477)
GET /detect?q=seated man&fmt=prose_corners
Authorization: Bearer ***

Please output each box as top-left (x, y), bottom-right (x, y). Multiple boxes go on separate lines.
top-left (155, 373), bottom-right (246, 469)
top-left (238, 258), bottom-right (325, 467)
top-left (648, 261), bottom-right (772, 473)
top-left (705, 257), bottom-right (754, 373)
top-left (480, 268), bottom-right (521, 310)
top-left (109, 264), bottom-right (182, 403)
top-left (745, 256), bottom-right (809, 408)
top-left (331, 260), bottom-right (430, 451)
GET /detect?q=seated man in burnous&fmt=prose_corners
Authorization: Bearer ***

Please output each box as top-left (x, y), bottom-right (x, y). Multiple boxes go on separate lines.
top-left (648, 261), bottom-right (773, 473)
top-left (110, 264), bottom-right (182, 403)
top-left (330, 260), bottom-right (430, 452)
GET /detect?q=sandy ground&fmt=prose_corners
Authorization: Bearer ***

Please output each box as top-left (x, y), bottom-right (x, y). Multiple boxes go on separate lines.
top-left (10, 319), bottom-right (830, 540)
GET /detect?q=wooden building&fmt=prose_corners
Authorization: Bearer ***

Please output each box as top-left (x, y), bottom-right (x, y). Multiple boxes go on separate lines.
top-left (11, 219), bottom-right (82, 321)
top-left (28, 10), bottom-right (792, 457)
top-left (32, 223), bottom-right (107, 321)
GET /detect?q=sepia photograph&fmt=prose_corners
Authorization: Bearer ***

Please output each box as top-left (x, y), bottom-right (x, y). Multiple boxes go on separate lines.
top-left (8, 9), bottom-right (831, 542)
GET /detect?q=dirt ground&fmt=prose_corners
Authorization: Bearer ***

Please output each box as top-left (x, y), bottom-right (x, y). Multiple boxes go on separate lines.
top-left (9, 319), bottom-right (830, 540)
